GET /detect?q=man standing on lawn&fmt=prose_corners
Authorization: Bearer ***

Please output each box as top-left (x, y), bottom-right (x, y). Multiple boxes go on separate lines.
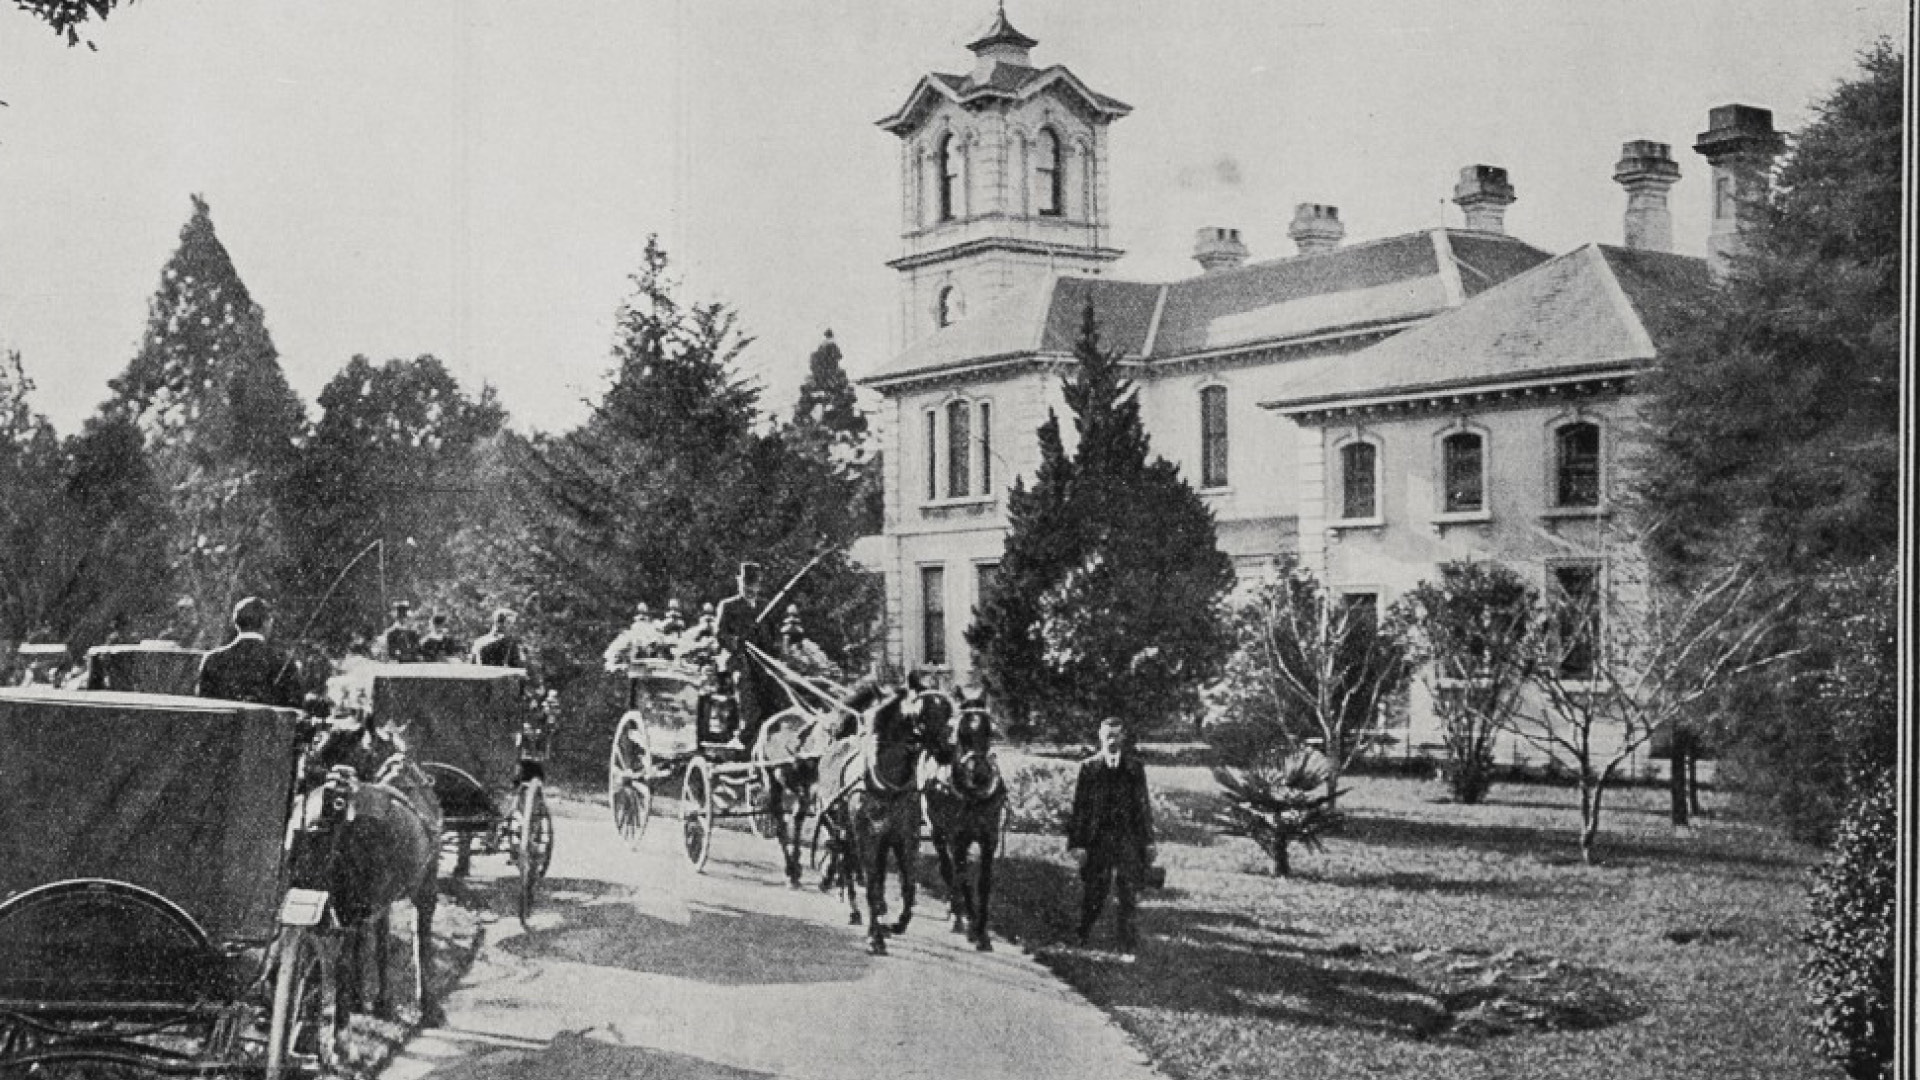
top-left (1068, 716), bottom-right (1156, 952)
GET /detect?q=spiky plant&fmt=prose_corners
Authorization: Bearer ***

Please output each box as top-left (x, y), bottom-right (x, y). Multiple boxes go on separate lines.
top-left (1211, 749), bottom-right (1345, 876)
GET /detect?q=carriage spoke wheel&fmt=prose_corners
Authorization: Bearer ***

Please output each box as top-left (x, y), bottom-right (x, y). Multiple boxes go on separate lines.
top-left (515, 780), bottom-right (554, 925)
top-left (609, 713), bottom-right (653, 850)
top-left (681, 757), bottom-right (716, 872)
top-left (265, 927), bottom-right (339, 1080)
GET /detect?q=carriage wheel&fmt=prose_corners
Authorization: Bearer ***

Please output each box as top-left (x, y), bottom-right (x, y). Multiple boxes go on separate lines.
top-left (516, 780), bottom-right (555, 925)
top-left (681, 757), bottom-right (716, 872)
top-left (608, 713), bottom-right (653, 850)
top-left (265, 927), bottom-right (339, 1080)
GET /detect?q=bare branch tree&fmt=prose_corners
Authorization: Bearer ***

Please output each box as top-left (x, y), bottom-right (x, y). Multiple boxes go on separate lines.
top-left (1514, 555), bottom-right (1798, 863)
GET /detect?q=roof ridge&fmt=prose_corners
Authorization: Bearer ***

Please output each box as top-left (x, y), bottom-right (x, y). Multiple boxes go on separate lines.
top-left (1586, 245), bottom-right (1660, 358)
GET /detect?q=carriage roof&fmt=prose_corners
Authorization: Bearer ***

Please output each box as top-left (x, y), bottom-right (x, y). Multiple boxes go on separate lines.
top-left (0, 689), bottom-right (301, 944)
top-left (333, 662), bottom-right (527, 786)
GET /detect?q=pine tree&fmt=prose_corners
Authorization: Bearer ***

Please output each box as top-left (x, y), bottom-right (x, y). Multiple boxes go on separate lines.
top-left (1635, 43), bottom-right (1902, 840)
top-left (969, 305), bottom-right (1234, 741)
top-left (517, 239), bottom-right (878, 677)
top-left (791, 329), bottom-right (882, 535)
top-left (104, 194), bottom-right (307, 643)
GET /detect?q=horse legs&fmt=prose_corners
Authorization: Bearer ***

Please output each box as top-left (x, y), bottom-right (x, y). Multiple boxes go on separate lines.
top-left (452, 834), bottom-right (472, 878)
top-left (888, 815), bottom-right (915, 937)
top-left (413, 873), bottom-right (443, 1028)
top-left (371, 907), bottom-right (395, 1020)
top-left (863, 814), bottom-right (890, 955)
top-left (931, 823), bottom-right (966, 935)
top-left (972, 830), bottom-right (997, 952)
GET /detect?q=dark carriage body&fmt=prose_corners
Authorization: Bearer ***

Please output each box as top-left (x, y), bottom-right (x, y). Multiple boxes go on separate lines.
top-left (333, 662), bottom-right (527, 830)
top-left (0, 689), bottom-right (304, 1073)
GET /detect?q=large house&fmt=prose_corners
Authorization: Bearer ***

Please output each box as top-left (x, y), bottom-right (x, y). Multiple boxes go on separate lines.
top-left (859, 12), bottom-right (1778, 753)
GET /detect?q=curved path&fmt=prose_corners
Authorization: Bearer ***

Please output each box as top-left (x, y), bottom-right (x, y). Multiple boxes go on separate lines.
top-left (380, 792), bottom-right (1163, 1080)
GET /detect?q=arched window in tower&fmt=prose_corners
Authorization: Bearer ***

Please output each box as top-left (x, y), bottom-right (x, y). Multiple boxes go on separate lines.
top-left (1038, 129), bottom-right (1064, 217)
top-left (935, 285), bottom-right (958, 328)
top-left (938, 134), bottom-right (959, 222)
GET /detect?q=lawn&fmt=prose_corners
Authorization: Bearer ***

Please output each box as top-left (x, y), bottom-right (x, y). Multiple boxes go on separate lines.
top-left (958, 749), bottom-right (1833, 1080)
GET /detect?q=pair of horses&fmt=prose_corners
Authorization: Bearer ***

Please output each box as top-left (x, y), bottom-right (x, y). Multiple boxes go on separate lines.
top-left (766, 682), bottom-right (1005, 955)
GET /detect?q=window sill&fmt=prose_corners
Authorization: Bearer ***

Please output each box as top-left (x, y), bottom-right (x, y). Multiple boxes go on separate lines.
top-left (1327, 517), bottom-right (1385, 534)
top-left (1199, 485), bottom-right (1234, 497)
top-left (1541, 505), bottom-right (1608, 521)
top-left (1430, 510), bottom-right (1492, 529)
top-left (921, 495), bottom-right (996, 510)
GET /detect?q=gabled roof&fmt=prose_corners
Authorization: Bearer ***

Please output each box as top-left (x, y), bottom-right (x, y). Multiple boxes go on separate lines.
top-left (877, 64), bottom-right (1131, 134)
top-left (863, 229), bottom-right (1551, 388)
top-left (1259, 243), bottom-right (1712, 414)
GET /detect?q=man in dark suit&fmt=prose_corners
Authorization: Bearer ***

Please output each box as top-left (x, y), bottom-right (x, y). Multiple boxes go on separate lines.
top-left (1067, 716), bottom-right (1156, 952)
top-left (196, 596), bottom-right (303, 708)
top-left (471, 608), bottom-right (528, 669)
top-left (418, 612), bottom-right (463, 662)
top-left (381, 601), bottom-right (422, 663)
top-left (713, 562), bottom-right (778, 750)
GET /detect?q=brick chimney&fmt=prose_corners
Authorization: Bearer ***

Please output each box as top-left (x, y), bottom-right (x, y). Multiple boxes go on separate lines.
top-left (1693, 104), bottom-right (1783, 275)
top-left (1612, 140), bottom-right (1681, 252)
top-left (1288, 203), bottom-right (1345, 255)
top-left (1452, 165), bottom-right (1516, 234)
top-left (1193, 227), bottom-right (1249, 273)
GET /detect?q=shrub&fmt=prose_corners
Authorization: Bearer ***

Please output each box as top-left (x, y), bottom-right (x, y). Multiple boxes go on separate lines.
top-left (1002, 758), bottom-right (1078, 834)
top-left (1211, 749), bottom-right (1345, 876)
top-left (1806, 770), bottom-right (1895, 1079)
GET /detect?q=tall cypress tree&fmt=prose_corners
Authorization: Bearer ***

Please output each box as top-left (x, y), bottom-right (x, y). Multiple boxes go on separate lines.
top-left (104, 194), bottom-right (306, 643)
top-left (969, 305), bottom-right (1234, 740)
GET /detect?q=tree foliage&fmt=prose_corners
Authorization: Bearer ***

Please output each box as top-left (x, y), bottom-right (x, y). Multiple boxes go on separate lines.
top-left (515, 239), bottom-right (878, 681)
top-left (790, 329), bottom-right (882, 536)
top-left (11, 0), bottom-right (126, 46)
top-left (103, 194), bottom-right (306, 644)
top-left (1211, 749), bottom-right (1345, 876)
top-left (1806, 770), bottom-right (1896, 1079)
top-left (1403, 561), bottom-right (1539, 804)
top-left (280, 354), bottom-right (506, 649)
top-left (968, 305), bottom-right (1233, 740)
top-left (1633, 43), bottom-right (1903, 843)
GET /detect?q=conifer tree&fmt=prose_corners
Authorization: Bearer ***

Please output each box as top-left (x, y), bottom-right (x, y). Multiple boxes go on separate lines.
top-left (791, 328), bottom-right (882, 534)
top-left (104, 194), bottom-right (306, 643)
top-left (969, 305), bottom-right (1233, 741)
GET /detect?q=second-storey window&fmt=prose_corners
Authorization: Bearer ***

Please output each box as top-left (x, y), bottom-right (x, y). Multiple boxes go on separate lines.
top-left (1341, 441), bottom-right (1378, 519)
top-left (924, 410), bottom-right (938, 501)
top-left (1200, 386), bottom-right (1229, 489)
top-left (1555, 422), bottom-right (1601, 508)
top-left (1442, 431), bottom-right (1485, 513)
top-left (978, 402), bottom-right (993, 493)
top-left (946, 400), bottom-right (971, 498)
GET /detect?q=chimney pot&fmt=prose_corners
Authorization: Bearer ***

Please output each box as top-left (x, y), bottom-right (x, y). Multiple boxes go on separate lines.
top-left (1452, 164), bottom-right (1516, 234)
top-left (1288, 203), bottom-right (1345, 255)
top-left (1193, 226), bottom-right (1250, 273)
top-left (1613, 140), bottom-right (1681, 252)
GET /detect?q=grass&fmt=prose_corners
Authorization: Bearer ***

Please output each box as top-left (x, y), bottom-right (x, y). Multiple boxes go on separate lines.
top-left (945, 750), bottom-right (1834, 1080)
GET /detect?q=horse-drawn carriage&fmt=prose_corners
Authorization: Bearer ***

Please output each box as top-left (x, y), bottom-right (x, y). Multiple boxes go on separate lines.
top-left (332, 663), bottom-right (555, 923)
top-left (606, 648), bottom-right (834, 873)
top-left (0, 689), bottom-right (334, 1077)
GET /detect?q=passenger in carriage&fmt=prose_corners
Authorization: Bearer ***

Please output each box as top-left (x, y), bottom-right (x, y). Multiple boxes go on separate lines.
top-left (418, 612), bottom-right (464, 662)
top-left (380, 601), bottom-right (423, 663)
top-left (674, 602), bottom-right (719, 666)
top-left (471, 608), bottom-right (529, 669)
top-left (602, 601), bottom-right (665, 674)
top-left (196, 596), bottom-right (304, 709)
top-left (659, 598), bottom-right (687, 638)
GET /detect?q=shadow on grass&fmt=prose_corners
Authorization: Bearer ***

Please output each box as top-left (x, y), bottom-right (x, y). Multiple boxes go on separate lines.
top-left (1314, 869), bottom-right (1563, 899)
top-left (1339, 811), bottom-right (1806, 872)
top-left (917, 851), bottom-right (1635, 1044)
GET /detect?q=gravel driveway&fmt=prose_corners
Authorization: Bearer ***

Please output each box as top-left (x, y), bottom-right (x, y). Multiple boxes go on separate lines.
top-left (379, 790), bottom-right (1163, 1080)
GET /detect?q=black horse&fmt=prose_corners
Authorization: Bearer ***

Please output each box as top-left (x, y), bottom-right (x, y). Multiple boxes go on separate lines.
top-left (291, 713), bottom-right (444, 1026)
top-left (924, 690), bottom-right (1006, 951)
top-left (815, 682), bottom-right (948, 955)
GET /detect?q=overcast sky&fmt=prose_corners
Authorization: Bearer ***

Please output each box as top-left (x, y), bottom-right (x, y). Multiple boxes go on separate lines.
top-left (0, 0), bottom-right (1904, 436)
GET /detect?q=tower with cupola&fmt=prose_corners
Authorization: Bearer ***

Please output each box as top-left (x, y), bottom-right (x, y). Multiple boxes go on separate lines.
top-left (877, 7), bottom-right (1131, 349)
